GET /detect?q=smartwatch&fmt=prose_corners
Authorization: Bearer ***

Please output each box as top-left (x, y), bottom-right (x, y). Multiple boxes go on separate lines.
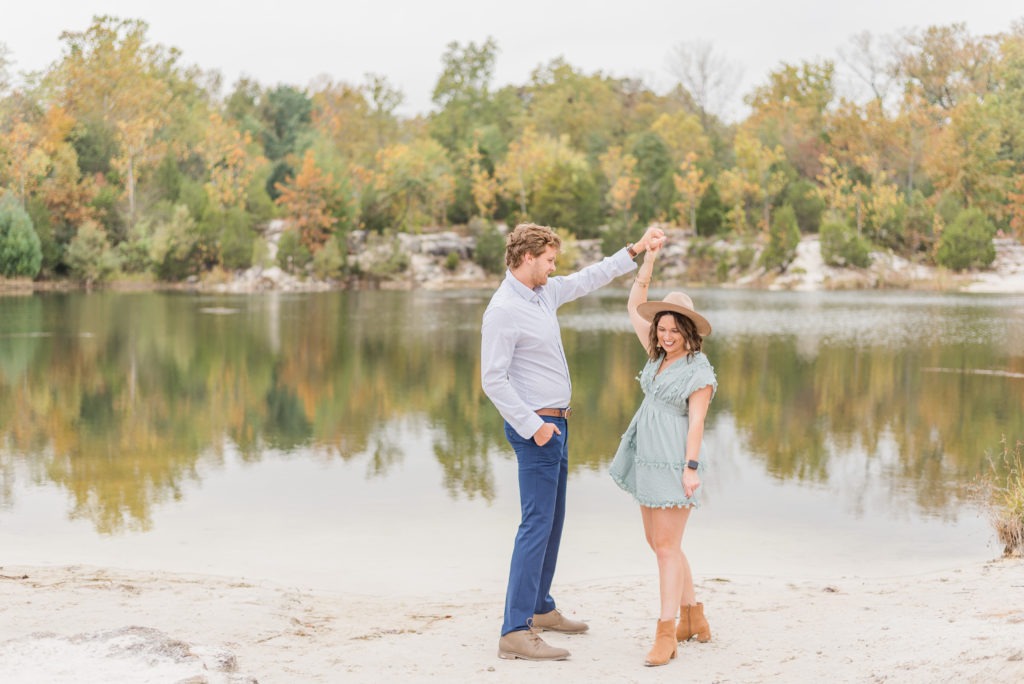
top-left (686, 460), bottom-right (699, 470)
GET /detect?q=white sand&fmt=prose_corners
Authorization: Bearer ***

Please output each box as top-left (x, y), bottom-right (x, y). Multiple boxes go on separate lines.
top-left (2, 558), bottom-right (1023, 683)
top-left (4, 237), bottom-right (1023, 682)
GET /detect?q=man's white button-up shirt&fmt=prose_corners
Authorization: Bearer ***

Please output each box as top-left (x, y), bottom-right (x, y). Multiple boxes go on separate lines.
top-left (481, 248), bottom-right (637, 439)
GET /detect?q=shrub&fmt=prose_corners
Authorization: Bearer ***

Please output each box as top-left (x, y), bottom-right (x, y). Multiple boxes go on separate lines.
top-left (444, 251), bottom-right (460, 272)
top-left (251, 236), bottom-right (272, 269)
top-left (149, 204), bottom-right (200, 281)
top-left (65, 220), bottom-right (123, 285)
top-left (935, 208), bottom-right (996, 271)
top-left (695, 182), bottom-right (726, 237)
top-left (276, 228), bottom-right (312, 274)
top-left (89, 183), bottom-right (127, 244)
top-left (760, 204), bottom-right (801, 271)
top-left (312, 235), bottom-right (344, 280)
top-left (119, 222), bottom-right (152, 274)
top-left (935, 192), bottom-right (964, 227)
top-left (903, 191), bottom-right (937, 254)
top-left (532, 161), bottom-right (601, 238)
top-left (820, 217), bottom-right (871, 268)
top-left (979, 437), bottom-right (1024, 557)
top-left (734, 241), bottom-right (757, 270)
top-left (472, 220), bottom-right (506, 274)
top-left (683, 237), bottom-right (730, 282)
top-left (0, 194), bottom-right (43, 278)
top-left (361, 232), bottom-right (409, 277)
top-left (783, 179), bottom-right (825, 233)
top-left (26, 196), bottom-right (66, 276)
top-left (217, 208), bottom-right (255, 270)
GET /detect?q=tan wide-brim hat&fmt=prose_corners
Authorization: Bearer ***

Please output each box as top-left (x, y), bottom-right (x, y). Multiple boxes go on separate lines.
top-left (636, 292), bottom-right (712, 336)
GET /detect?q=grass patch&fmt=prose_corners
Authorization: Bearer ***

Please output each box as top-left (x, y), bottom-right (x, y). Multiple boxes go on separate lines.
top-left (979, 436), bottom-right (1024, 557)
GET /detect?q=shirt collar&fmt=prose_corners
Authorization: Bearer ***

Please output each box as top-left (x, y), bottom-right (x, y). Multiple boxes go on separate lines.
top-left (504, 270), bottom-right (543, 302)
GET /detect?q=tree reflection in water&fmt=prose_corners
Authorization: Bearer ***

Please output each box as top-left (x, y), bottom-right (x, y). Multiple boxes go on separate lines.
top-left (0, 288), bottom-right (1021, 533)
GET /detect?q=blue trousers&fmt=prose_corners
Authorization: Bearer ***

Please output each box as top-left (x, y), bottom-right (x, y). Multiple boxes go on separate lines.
top-left (501, 417), bottom-right (569, 635)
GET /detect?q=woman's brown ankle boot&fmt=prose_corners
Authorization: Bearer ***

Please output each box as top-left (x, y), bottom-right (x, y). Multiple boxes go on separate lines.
top-left (644, 619), bottom-right (678, 667)
top-left (676, 602), bottom-right (711, 643)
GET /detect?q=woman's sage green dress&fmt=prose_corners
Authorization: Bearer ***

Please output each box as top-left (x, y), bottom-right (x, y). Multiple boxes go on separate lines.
top-left (609, 351), bottom-right (717, 508)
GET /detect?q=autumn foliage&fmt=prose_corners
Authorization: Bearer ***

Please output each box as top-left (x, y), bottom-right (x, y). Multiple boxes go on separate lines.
top-left (2, 17), bottom-right (1024, 282)
top-left (276, 150), bottom-right (337, 253)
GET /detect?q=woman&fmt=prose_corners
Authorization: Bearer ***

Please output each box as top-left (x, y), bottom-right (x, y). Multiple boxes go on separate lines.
top-left (609, 243), bottom-right (717, 667)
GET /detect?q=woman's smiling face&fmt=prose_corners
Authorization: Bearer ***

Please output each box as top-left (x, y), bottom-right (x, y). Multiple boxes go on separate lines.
top-left (656, 315), bottom-right (685, 357)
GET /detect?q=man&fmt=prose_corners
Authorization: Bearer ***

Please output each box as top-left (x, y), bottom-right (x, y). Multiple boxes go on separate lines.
top-left (481, 222), bottom-right (665, 661)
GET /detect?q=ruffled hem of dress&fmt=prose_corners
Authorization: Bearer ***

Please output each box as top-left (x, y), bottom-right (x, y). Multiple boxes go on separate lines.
top-left (609, 472), bottom-right (631, 493)
top-left (635, 498), bottom-right (699, 510)
top-left (609, 472), bottom-right (701, 510)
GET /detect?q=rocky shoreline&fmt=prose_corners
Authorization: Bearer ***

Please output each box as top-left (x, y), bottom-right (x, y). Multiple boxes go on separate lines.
top-left (206, 228), bottom-right (1024, 295)
top-left (4, 229), bottom-right (1024, 295)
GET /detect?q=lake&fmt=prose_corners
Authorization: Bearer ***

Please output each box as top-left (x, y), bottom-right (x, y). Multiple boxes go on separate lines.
top-left (1, 287), bottom-right (1022, 596)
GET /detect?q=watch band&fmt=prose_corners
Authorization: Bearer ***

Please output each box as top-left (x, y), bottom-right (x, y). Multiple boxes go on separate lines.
top-left (686, 460), bottom-right (700, 470)
top-left (626, 243), bottom-right (638, 258)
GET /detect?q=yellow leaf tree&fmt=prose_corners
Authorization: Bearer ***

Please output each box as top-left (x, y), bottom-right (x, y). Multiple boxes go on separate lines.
top-left (716, 168), bottom-right (749, 235)
top-left (494, 126), bottom-right (546, 218)
top-left (0, 118), bottom-right (51, 204)
top-left (922, 98), bottom-right (1009, 217)
top-left (200, 112), bottom-right (267, 211)
top-left (650, 112), bottom-right (711, 168)
top-left (309, 77), bottom-right (375, 165)
top-left (54, 16), bottom-right (176, 230)
top-left (673, 152), bottom-right (710, 232)
top-left (370, 139), bottom-right (455, 231)
top-left (599, 146), bottom-right (640, 229)
top-left (523, 59), bottom-right (622, 151)
top-left (733, 128), bottom-right (787, 232)
top-left (817, 154), bottom-right (904, 237)
top-left (466, 140), bottom-right (498, 220)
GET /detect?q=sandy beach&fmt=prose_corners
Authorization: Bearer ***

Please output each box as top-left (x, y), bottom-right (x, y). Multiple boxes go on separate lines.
top-left (2, 238), bottom-right (1023, 682)
top-left (2, 557), bottom-right (1022, 683)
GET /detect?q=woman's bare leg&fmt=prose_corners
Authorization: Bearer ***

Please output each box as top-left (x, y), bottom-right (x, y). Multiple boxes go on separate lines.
top-left (642, 506), bottom-right (691, 621)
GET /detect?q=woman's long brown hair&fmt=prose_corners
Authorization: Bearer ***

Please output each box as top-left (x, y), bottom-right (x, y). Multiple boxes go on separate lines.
top-left (647, 311), bottom-right (702, 361)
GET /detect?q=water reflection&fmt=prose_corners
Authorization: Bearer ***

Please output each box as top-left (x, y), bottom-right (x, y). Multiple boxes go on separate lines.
top-left (1, 288), bottom-right (1022, 536)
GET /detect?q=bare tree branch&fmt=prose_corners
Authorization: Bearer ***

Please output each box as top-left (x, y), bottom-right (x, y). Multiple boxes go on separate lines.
top-left (666, 40), bottom-right (743, 125)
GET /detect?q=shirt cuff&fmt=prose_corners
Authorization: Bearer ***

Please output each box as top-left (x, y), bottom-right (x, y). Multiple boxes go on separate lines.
top-left (616, 247), bottom-right (640, 270)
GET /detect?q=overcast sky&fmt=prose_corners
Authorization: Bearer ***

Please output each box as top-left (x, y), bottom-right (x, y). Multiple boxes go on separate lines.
top-left (4, 2), bottom-right (1022, 118)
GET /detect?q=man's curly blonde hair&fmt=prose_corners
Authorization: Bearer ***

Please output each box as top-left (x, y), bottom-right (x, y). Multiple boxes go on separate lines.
top-left (505, 223), bottom-right (561, 269)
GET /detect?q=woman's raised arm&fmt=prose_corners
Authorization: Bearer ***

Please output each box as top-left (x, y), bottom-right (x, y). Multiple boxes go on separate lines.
top-left (627, 244), bottom-right (660, 347)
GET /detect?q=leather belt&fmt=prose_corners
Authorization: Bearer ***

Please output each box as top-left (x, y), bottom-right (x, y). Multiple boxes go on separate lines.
top-left (536, 407), bottom-right (572, 419)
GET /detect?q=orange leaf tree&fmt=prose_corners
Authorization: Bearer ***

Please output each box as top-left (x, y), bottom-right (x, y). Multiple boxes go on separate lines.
top-left (275, 149), bottom-right (338, 252)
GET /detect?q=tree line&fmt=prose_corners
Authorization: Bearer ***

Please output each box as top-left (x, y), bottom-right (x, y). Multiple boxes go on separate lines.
top-left (1, 15), bottom-right (1023, 285)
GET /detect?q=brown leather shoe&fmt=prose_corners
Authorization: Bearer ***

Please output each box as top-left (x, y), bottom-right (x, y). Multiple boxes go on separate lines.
top-left (676, 602), bottom-right (711, 643)
top-left (644, 619), bottom-right (678, 667)
top-left (498, 630), bottom-right (570, 661)
top-left (531, 608), bottom-right (589, 634)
